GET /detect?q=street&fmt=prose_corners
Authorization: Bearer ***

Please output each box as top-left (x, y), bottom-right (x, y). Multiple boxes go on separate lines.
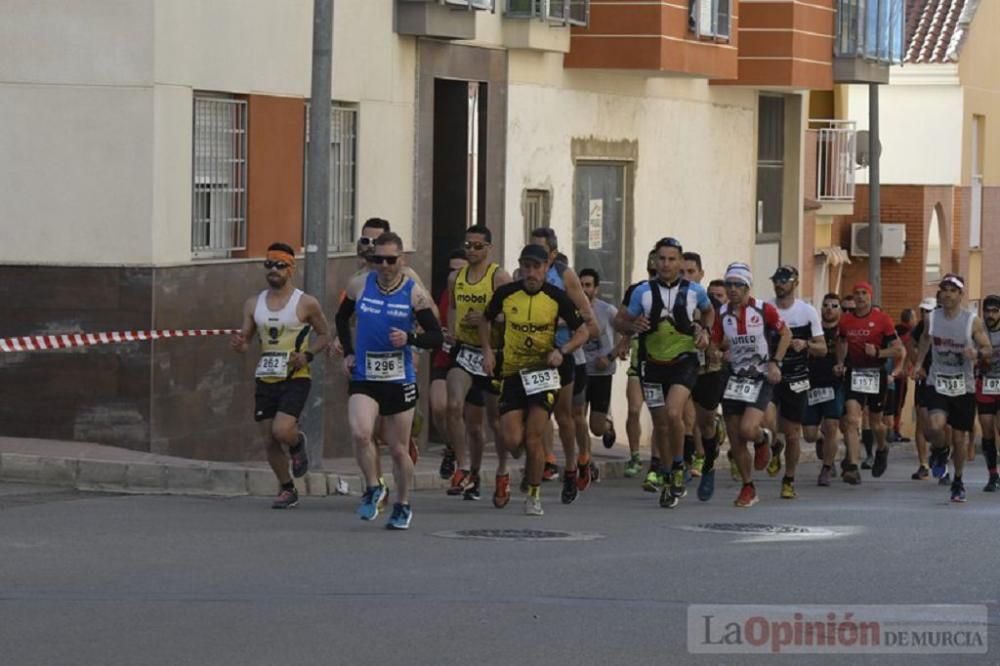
top-left (1, 452), bottom-right (998, 666)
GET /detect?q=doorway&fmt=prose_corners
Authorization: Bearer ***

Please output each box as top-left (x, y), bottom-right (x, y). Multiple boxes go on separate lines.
top-left (573, 163), bottom-right (626, 304)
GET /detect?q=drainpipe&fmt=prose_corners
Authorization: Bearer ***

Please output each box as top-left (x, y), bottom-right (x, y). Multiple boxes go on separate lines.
top-left (868, 82), bottom-right (881, 305)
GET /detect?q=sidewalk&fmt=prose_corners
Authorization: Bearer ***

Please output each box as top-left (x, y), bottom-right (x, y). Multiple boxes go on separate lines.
top-left (0, 434), bottom-right (900, 498)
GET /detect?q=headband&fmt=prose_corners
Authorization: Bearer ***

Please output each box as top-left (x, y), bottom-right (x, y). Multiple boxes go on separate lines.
top-left (266, 250), bottom-right (296, 269)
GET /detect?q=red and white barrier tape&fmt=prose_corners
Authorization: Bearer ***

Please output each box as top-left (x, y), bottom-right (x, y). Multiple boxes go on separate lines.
top-left (0, 329), bottom-right (238, 353)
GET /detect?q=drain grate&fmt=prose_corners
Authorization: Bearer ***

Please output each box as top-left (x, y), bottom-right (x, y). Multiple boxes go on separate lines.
top-left (432, 528), bottom-right (604, 542)
top-left (694, 523), bottom-right (814, 535)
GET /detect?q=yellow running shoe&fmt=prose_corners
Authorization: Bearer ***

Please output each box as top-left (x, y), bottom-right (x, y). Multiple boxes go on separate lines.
top-left (780, 479), bottom-right (796, 499)
top-left (690, 454), bottom-right (705, 478)
top-left (728, 452), bottom-right (740, 482)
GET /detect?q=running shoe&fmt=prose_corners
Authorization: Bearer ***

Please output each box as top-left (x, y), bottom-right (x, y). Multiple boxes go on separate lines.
top-left (590, 461), bottom-right (600, 483)
top-left (780, 479), bottom-right (796, 499)
top-left (493, 473), bottom-right (511, 508)
top-left (895, 431), bottom-right (911, 443)
top-left (984, 474), bottom-right (999, 493)
top-left (377, 476), bottom-right (389, 511)
top-left (624, 453), bottom-right (643, 478)
top-left (524, 494), bottom-right (544, 516)
top-left (642, 469), bottom-right (663, 493)
top-left (577, 462), bottom-right (591, 492)
top-left (289, 433), bottom-right (309, 478)
top-left (691, 453), bottom-right (705, 478)
top-left (950, 479), bottom-right (967, 503)
top-left (817, 465), bottom-right (832, 487)
top-left (753, 443), bottom-right (771, 471)
top-left (734, 484), bottom-right (758, 508)
top-left (447, 469), bottom-right (472, 496)
top-left (271, 487), bottom-right (299, 509)
top-left (766, 440), bottom-right (784, 477)
top-left (697, 469), bottom-right (715, 502)
top-left (385, 502), bottom-right (412, 530)
top-left (357, 483), bottom-right (387, 521)
top-left (659, 486), bottom-right (679, 508)
top-left (463, 473), bottom-right (481, 501)
top-left (911, 465), bottom-right (929, 481)
top-left (871, 448), bottom-right (888, 478)
top-left (602, 420), bottom-right (616, 449)
top-left (939, 472), bottom-right (951, 486)
top-left (670, 467), bottom-right (687, 498)
top-left (439, 446), bottom-right (457, 480)
top-left (408, 436), bottom-right (419, 465)
top-left (729, 452), bottom-right (741, 482)
top-left (542, 462), bottom-right (559, 482)
top-left (930, 448), bottom-right (947, 479)
top-left (561, 473), bottom-right (578, 504)
top-left (842, 467), bottom-right (861, 485)
top-left (860, 454), bottom-right (874, 470)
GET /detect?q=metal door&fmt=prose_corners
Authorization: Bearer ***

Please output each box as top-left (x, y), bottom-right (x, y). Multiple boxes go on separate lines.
top-left (574, 163), bottom-right (625, 303)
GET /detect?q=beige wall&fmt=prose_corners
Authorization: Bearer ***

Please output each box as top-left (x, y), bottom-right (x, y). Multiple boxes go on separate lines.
top-left (958, 0), bottom-right (1000, 186)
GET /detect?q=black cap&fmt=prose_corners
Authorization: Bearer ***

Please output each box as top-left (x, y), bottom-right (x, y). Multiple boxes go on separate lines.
top-left (771, 265), bottom-right (799, 281)
top-left (984, 294), bottom-right (1000, 309)
top-left (518, 244), bottom-right (549, 265)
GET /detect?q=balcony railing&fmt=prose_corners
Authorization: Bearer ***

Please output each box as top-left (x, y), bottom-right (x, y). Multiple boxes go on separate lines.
top-left (835, 0), bottom-right (904, 64)
top-left (812, 120), bottom-right (857, 202)
top-left (506, 0), bottom-right (588, 26)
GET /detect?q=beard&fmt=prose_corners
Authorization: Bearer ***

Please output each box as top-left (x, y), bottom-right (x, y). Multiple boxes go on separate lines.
top-left (266, 273), bottom-right (287, 288)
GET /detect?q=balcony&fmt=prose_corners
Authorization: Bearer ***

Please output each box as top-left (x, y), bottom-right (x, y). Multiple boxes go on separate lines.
top-left (501, 0), bottom-right (586, 52)
top-left (807, 119), bottom-right (858, 216)
top-left (564, 0), bottom-right (738, 79)
top-left (395, 0), bottom-right (494, 40)
top-left (833, 0), bottom-right (904, 83)
top-left (715, 0), bottom-right (834, 89)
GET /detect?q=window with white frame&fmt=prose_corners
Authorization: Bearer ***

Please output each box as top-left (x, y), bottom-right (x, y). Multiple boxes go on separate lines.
top-left (523, 189), bottom-right (551, 241)
top-left (445, 0), bottom-right (495, 9)
top-left (691, 0), bottom-right (731, 41)
top-left (192, 95), bottom-right (248, 257)
top-left (506, 0), bottom-right (589, 25)
top-left (971, 115), bottom-right (984, 248)
top-left (304, 103), bottom-right (358, 254)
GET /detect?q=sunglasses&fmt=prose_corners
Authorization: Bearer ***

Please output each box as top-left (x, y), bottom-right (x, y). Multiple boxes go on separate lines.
top-left (772, 278), bottom-right (794, 285)
top-left (823, 303), bottom-right (840, 309)
top-left (985, 307), bottom-right (1000, 314)
top-left (464, 241), bottom-right (489, 251)
top-left (264, 260), bottom-right (290, 270)
top-left (723, 281), bottom-right (747, 289)
top-left (366, 255), bottom-right (399, 265)
top-left (357, 237), bottom-right (375, 246)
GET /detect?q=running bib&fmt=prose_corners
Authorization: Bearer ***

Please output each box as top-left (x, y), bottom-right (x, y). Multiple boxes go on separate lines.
top-left (642, 383), bottom-right (665, 408)
top-left (441, 341), bottom-right (453, 355)
top-left (455, 346), bottom-right (487, 377)
top-left (935, 374), bottom-right (966, 397)
top-left (807, 386), bottom-right (835, 406)
top-left (983, 377), bottom-right (1000, 395)
top-left (365, 351), bottom-right (405, 381)
top-left (850, 369), bottom-right (880, 395)
top-left (255, 352), bottom-right (289, 379)
top-left (724, 376), bottom-right (763, 403)
top-left (788, 379), bottom-right (810, 394)
top-left (520, 368), bottom-right (560, 396)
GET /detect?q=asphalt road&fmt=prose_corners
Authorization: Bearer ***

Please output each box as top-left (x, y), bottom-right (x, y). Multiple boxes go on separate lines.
top-left (1, 452), bottom-right (999, 666)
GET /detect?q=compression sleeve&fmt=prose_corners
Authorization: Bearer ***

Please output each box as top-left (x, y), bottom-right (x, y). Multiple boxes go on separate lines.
top-left (409, 308), bottom-right (443, 350)
top-left (335, 298), bottom-right (356, 356)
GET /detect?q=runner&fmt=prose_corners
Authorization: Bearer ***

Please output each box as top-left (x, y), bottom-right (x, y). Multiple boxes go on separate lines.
top-left (890, 309), bottom-right (915, 442)
top-left (622, 253), bottom-right (658, 480)
top-left (578, 268), bottom-right (620, 456)
top-left (712, 262), bottom-right (791, 508)
top-left (231, 243), bottom-right (331, 509)
top-left (336, 232), bottom-right (443, 529)
top-left (976, 294), bottom-right (1000, 492)
top-left (803, 293), bottom-right (846, 486)
top-left (616, 237), bottom-right (714, 509)
top-left (913, 274), bottom-right (991, 502)
top-left (432, 249), bottom-right (469, 480)
top-left (480, 244), bottom-right (589, 516)
top-left (834, 282), bottom-right (903, 484)
top-left (445, 225), bottom-right (512, 506)
top-left (681, 252), bottom-right (707, 479)
top-left (528, 228), bottom-right (598, 504)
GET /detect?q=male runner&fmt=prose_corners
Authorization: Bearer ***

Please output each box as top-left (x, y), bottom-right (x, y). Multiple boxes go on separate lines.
top-left (433, 249), bottom-right (469, 480)
top-left (529, 228), bottom-right (598, 504)
top-left (480, 244), bottom-right (588, 516)
top-left (764, 265), bottom-right (826, 499)
top-left (804, 293), bottom-right (846, 486)
top-left (445, 225), bottom-right (512, 505)
top-left (232, 243), bottom-right (331, 509)
top-left (616, 237), bottom-right (714, 509)
top-left (834, 282), bottom-right (903, 484)
top-left (712, 262), bottom-right (790, 507)
top-left (906, 297), bottom-right (938, 480)
top-left (579, 268), bottom-right (619, 452)
top-left (336, 232), bottom-right (443, 529)
top-left (913, 274), bottom-right (991, 502)
top-left (976, 294), bottom-right (1000, 492)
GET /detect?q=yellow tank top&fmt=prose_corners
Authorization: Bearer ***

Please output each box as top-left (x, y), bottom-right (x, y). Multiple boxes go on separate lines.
top-left (254, 289), bottom-right (311, 383)
top-left (454, 263), bottom-right (498, 346)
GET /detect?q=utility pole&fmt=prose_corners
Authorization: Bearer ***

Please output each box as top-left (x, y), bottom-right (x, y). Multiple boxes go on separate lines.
top-left (302, 0), bottom-right (333, 470)
top-left (868, 82), bottom-right (882, 305)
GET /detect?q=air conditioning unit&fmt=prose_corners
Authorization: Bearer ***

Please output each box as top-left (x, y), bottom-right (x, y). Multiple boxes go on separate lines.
top-left (850, 223), bottom-right (906, 258)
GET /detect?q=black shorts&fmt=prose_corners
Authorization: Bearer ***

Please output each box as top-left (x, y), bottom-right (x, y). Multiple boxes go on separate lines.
top-left (641, 355), bottom-right (699, 394)
top-left (349, 381), bottom-right (418, 416)
top-left (254, 379), bottom-right (311, 422)
top-left (572, 363), bottom-right (589, 405)
top-left (586, 374), bottom-right (613, 414)
top-left (499, 374), bottom-right (558, 416)
top-left (977, 399), bottom-right (1000, 416)
top-left (771, 381), bottom-right (808, 423)
top-left (926, 390), bottom-right (977, 432)
top-left (844, 367), bottom-right (888, 413)
top-left (430, 366), bottom-right (449, 382)
top-left (692, 370), bottom-right (725, 411)
top-left (915, 380), bottom-right (933, 409)
top-left (558, 354), bottom-right (576, 387)
top-left (448, 344), bottom-right (500, 396)
top-left (883, 386), bottom-right (900, 417)
top-left (802, 384), bottom-right (845, 426)
top-left (721, 376), bottom-right (775, 417)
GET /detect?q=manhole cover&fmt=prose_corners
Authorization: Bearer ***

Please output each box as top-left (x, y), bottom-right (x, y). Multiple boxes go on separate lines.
top-left (672, 522), bottom-right (852, 541)
top-left (432, 528), bottom-right (604, 542)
